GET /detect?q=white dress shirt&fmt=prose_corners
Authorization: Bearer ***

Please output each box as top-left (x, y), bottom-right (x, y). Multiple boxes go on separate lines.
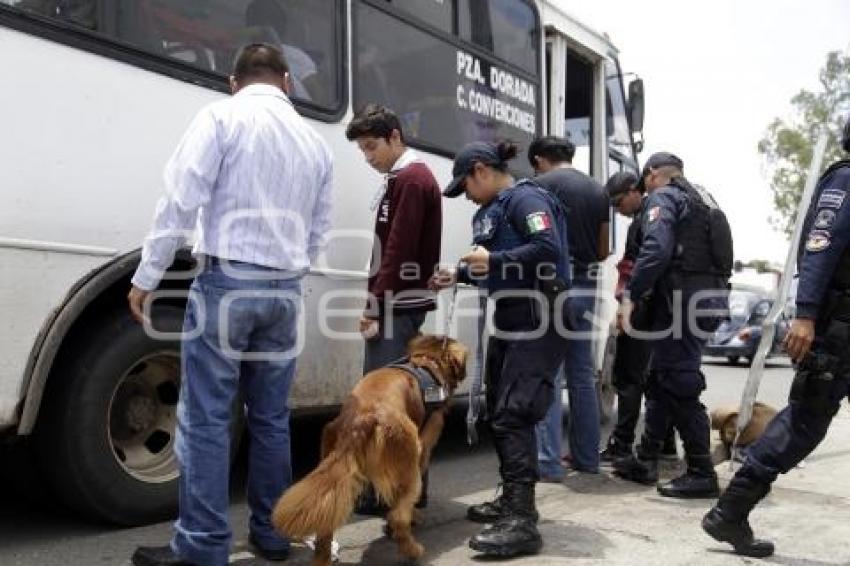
top-left (132, 83), bottom-right (334, 290)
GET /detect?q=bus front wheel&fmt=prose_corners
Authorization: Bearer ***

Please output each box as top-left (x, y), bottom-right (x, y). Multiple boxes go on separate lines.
top-left (36, 305), bottom-right (239, 526)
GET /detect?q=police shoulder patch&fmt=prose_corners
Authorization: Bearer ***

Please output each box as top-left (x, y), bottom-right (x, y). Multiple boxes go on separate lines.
top-left (525, 211), bottom-right (552, 233)
top-left (805, 229), bottom-right (831, 253)
top-left (817, 188), bottom-right (846, 210)
top-left (814, 209), bottom-right (836, 229)
top-left (648, 206), bottom-right (661, 222)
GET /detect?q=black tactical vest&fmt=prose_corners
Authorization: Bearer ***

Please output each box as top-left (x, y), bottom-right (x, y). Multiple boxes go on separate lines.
top-left (668, 176), bottom-right (732, 278)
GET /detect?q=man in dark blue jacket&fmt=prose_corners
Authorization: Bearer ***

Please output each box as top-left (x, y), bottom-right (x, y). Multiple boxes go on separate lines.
top-left (612, 152), bottom-right (721, 499)
top-left (703, 117), bottom-right (850, 558)
top-left (601, 172), bottom-right (678, 463)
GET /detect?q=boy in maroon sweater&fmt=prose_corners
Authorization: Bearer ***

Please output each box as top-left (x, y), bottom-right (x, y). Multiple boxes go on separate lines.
top-left (346, 105), bottom-right (442, 515)
top-left (346, 104), bottom-right (442, 372)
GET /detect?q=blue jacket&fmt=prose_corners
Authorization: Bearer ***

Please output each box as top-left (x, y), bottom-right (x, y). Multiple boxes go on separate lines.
top-left (460, 180), bottom-right (570, 293)
top-left (626, 184), bottom-right (690, 300)
top-left (796, 162), bottom-right (850, 319)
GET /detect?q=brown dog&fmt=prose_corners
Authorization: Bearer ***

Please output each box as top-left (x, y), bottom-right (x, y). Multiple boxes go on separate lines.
top-left (711, 402), bottom-right (778, 453)
top-left (272, 335), bottom-right (468, 566)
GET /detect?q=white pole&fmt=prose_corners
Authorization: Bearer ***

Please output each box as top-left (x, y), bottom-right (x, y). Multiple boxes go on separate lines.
top-left (732, 127), bottom-right (831, 461)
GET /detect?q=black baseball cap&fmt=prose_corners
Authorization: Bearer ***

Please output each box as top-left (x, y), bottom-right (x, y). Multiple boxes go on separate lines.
top-left (605, 171), bottom-right (639, 200)
top-left (636, 151), bottom-right (684, 190)
top-left (443, 142), bottom-right (503, 198)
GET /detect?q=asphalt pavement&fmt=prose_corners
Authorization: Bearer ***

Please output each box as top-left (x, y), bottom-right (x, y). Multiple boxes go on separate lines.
top-left (7, 356), bottom-right (850, 565)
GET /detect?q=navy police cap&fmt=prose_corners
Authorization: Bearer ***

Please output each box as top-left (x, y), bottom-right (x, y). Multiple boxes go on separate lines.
top-left (636, 151), bottom-right (684, 190)
top-left (443, 142), bottom-right (503, 198)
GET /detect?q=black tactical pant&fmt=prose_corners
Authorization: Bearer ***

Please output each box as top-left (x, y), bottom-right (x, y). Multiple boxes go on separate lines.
top-left (486, 328), bottom-right (566, 484)
top-left (639, 314), bottom-right (711, 458)
top-left (740, 319), bottom-right (850, 483)
top-left (611, 332), bottom-right (653, 448)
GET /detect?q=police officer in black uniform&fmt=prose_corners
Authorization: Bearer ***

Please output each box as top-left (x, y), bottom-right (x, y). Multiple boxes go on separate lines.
top-left (431, 140), bottom-right (570, 557)
top-left (702, 117), bottom-right (850, 558)
top-left (612, 152), bottom-right (725, 498)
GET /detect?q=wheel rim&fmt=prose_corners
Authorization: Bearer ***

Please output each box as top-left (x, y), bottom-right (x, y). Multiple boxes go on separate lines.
top-left (108, 351), bottom-right (180, 483)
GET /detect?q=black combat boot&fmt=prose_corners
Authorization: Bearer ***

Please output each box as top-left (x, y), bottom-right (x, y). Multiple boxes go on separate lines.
top-left (657, 454), bottom-right (720, 498)
top-left (467, 484), bottom-right (539, 523)
top-left (469, 482), bottom-right (543, 557)
top-left (599, 437), bottom-right (632, 463)
top-left (612, 446), bottom-right (659, 485)
top-left (702, 473), bottom-right (774, 558)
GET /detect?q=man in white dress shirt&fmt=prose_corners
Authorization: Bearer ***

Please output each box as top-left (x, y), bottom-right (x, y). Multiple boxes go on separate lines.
top-left (128, 43), bottom-right (333, 566)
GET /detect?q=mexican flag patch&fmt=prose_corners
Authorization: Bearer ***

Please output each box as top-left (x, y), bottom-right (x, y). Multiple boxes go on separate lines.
top-left (525, 211), bottom-right (552, 233)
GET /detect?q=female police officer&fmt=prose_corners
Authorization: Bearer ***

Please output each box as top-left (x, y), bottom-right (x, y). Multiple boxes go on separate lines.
top-left (430, 141), bottom-right (569, 558)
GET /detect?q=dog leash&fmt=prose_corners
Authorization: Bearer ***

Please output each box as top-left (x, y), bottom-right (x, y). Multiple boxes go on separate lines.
top-left (440, 261), bottom-right (462, 356)
top-left (439, 260), bottom-right (487, 446)
top-left (466, 293), bottom-right (487, 446)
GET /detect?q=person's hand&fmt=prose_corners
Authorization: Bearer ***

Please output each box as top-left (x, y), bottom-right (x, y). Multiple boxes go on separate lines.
top-left (428, 268), bottom-right (457, 291)
top-left (128, 285), bottom-right (151, 324)
top-left (360, 316), bottom-right (379, 341)
top-left (461, 246), bottom-right (490, 276)
top-left (783, 318), bottom-right (815, 362)
top-left (616, 298), bottom-right (634, 334)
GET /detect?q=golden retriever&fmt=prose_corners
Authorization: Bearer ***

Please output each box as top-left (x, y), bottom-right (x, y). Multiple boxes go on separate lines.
top-left (272, 335), bottom-right (468, 566)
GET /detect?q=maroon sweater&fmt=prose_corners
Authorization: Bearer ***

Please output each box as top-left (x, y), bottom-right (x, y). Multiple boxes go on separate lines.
top-left (369, 161), bottom-right (442, 314)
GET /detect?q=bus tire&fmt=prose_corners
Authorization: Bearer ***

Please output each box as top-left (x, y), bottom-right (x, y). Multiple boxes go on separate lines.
top-left (35, 306), bottom-right (241, 526)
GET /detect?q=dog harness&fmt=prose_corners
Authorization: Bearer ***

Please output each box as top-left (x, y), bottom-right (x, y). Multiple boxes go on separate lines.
top-left (387, 359), bottom-right (447, 416)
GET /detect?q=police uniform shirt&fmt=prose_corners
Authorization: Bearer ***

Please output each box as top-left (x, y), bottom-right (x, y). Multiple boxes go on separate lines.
top-left (626, 185), bottom-right (687, 299)
top-left (461, 181), bottom-right (567, 290)
top-left (796, 163), bottom-right (850, 320)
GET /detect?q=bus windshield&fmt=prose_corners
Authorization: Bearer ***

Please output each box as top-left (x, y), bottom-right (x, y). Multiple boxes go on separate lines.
top-left (606, 60), bottom-right (633, 157)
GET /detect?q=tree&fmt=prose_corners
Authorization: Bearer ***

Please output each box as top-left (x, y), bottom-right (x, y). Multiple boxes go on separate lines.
top-left (759, 50), bottom-right (850, 236)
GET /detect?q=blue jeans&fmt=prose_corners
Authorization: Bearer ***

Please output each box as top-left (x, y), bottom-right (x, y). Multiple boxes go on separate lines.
top-left (536, 279), bottom-right (600, 476)
top-left (171, 260), bottom-right (302, 566)
top-left (363, 311), bottom-right (427, 373)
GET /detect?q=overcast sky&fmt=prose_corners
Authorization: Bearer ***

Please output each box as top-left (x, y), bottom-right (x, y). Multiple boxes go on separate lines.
top-left (557, 0), bottom-right (850, 265)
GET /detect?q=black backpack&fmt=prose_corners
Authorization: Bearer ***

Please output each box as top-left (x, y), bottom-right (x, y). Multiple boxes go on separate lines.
top-left (669, 177), bottom-right (734, 284)
top-left (693, 183), bottom-right (734, 280)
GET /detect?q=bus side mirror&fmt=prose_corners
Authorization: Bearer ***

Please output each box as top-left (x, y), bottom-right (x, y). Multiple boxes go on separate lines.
top-left (627, 78), bottom-right (645, 133)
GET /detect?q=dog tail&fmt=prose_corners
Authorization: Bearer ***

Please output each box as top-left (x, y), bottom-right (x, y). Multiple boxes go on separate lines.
top-left (272, 412), bottom-right (377, 539)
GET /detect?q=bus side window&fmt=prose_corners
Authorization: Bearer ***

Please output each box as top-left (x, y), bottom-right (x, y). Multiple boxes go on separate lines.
top-left (458, 0), bottom-right (537, 71)
top-left (12, 0), bottom-right (97, 29)
top-left (391, 0), bottom-right (453, 30)
top-left (2, 0), bottom-right (343, 113)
